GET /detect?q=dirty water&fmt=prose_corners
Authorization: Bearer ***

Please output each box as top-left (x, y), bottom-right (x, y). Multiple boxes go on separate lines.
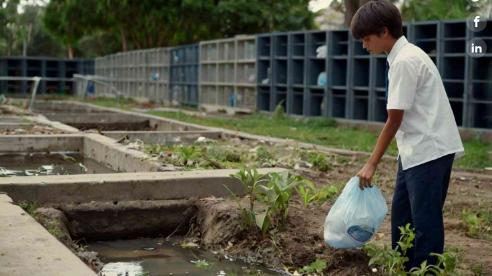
top-left (87, 238), bottom-right (282, 276)
top-left (0, 152), bottom-right (116, 176)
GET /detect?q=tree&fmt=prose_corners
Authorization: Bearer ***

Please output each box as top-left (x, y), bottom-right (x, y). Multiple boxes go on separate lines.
top-left (401, 0), bottom-right (474, 22)
top-left (42, 0), bottom-right (93, 58)
top-left (0, 0), bottom-right (20, 56)
top-left (41, 0), bottom-right (317, 57)
top-left (330, 0), bottom-right (398, 27)
top-left (215, 0), bottom-right (318, 36)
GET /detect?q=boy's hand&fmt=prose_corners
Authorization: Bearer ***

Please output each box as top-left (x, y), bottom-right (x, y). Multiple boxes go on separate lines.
top-left (357, 163), bottom-right (377, 190)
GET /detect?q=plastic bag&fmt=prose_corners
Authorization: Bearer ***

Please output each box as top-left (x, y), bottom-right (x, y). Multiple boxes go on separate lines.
top-left (323, 176), bottom-right (388, 249)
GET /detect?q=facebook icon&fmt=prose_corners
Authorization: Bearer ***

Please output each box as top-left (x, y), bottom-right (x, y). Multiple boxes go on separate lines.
top-left (467, 12), bottom-right (487, 33)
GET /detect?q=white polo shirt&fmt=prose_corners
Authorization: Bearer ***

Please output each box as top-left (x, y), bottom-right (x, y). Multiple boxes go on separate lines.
top-left (387, 36), bottom-right (465, 170)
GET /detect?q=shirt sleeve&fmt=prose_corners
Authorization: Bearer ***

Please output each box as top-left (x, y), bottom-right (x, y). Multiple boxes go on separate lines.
top-left (387, 60), bottom-right (418, 110)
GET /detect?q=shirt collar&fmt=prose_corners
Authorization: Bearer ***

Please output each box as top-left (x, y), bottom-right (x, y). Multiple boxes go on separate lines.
top-left (387, 36), bottom-right (408, 66)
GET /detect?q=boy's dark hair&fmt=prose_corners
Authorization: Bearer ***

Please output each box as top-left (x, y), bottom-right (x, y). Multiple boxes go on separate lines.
top-left (351, 0), bottom-right (403, 40)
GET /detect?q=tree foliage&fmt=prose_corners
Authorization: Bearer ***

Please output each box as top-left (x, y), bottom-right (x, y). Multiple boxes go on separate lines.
top-left (40, 0), bottom-right (317, 58)
top-left (401, 0), bottom-right (475, 22)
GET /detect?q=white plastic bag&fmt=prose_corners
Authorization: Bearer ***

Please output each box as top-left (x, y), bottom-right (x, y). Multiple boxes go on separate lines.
top-left (323, 176), bottom-right (388, 249)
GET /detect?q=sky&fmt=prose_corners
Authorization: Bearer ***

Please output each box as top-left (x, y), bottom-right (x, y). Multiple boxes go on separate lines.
top-left (309, 0), bottom-right (332, 12)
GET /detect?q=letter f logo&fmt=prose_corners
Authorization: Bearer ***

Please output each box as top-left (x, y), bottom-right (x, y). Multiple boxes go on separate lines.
top-left (474, 16), bottom-right (480, 28)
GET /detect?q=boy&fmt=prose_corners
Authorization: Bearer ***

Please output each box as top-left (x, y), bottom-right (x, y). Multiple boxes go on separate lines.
top-left (350, 0), bottom-right (465, 271)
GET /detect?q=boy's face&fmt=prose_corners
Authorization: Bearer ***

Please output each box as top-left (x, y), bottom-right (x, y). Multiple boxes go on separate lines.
top-left (361, 28), bottom-right (389, 56)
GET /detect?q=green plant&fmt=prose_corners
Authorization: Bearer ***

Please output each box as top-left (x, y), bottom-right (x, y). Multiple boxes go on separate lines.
top-left (177, 146), bottom-right (203, 166)
top-left (227, 166), bottom-right (270, 229)
top-left (307, 151), bottom-right (331, 172)
top-left (192, 259), bottom-right (213, 269)
top-left (462, 209), bottom-right (492, 240)
top-left (365, 223), bottom-right (462, 276)
top-left (297, 259), bottom-right (327, 274)
top-left (472, 264), bottom-right (483, 276)
top-left (272, 99), bottom-right (286, 121)
top-left (256, 146), bottom-right (275, 163)
top-left (296, 183), bottom-right (341, 207)
top-left (19, 201), bottom-right (37, 215)
top-left (255, 171), bottom-right (314, 235)
top-left (364, 223), bottom-right (415, 275)
top-left (314, 184), bottom-right (341, 205)
top-left (296, 185), bottom-right (318, 207)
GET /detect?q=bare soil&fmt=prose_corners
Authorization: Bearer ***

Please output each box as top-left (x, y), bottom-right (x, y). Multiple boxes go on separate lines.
top-left (0, 125), bottom-right (68, 135)
top-left (67, 120), bottom-right (155, 131)
top-left (190, 154), bottom-right (492, 275)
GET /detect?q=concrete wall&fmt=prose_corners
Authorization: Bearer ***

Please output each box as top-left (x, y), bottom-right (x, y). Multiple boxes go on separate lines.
top-left (83, 133), bottom-right (162, 173)
top-left (0, 135), bottom-right (84, 152)
top-left (32, 101), bottom-right (112, 114)
top-left (101, 130), bottom-right (222, 144)
top-left (44, 114), bottom-right (149, 124)
top-left (0, 169), bottom-right (284, 206)
top-left (0, 194), bottom-right (96, 276)
top-left (0, 123), bottom-right (33, 130)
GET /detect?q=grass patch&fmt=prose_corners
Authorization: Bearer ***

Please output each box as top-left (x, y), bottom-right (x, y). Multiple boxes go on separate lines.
top-left (146, 111), bottom-right (400, 156)
top-left (86, 97), bottom-right (135, 111)
top-left (87, 99), bottom-right (491, 170)
top-left (455, 139), bottom-right (492, 170)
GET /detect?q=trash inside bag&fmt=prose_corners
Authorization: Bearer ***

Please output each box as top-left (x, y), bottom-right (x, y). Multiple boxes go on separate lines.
top-left (324, 176), bottom-right (388, 249)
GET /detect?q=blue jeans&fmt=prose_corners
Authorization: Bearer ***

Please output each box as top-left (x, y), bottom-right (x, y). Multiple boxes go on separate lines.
top-left (391, 153), bottom-right (455, 270)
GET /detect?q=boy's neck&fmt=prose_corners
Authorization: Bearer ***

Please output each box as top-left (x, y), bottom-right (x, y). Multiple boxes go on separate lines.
top-left (384, 37), bottom-right (399, 56)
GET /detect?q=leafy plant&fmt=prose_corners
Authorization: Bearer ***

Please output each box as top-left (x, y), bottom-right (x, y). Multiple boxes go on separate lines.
top-left (191, 259), bottom-right (213, 269)
top-left (297, 183), bottom-right (341, 207)
top-left (297, 259), bottom-right (327, 274)
top-left (177, 146), bottom-right (203, 166)
top-left (314, 184), bottom-right (341, 205)
top-left (307, 151), bottom-right (331, 172)
top-left (19, 201), bottom-right (37, 215)
top-left (256, 146), bottom-right (275, 163)
top-left (472, 264), bottom-right (483, 276)
top-left (255, 171), bottom-right (314, 235)
top-left (462, 209), bottom-right (492, 240)
top-left (227, 166), bottom-right (270, 229)
top-left (363, 223), bottom-right (415, 275)
top-left (364, 223), bottom-right (462, 276)
top-left (272, 99), bottom-right (286, 121)
top-left (296, 185), bottom-right (318, 207)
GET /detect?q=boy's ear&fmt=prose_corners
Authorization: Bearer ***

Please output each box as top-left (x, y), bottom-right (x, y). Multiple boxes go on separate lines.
top-left (381, 27), bottom-right (389, 38)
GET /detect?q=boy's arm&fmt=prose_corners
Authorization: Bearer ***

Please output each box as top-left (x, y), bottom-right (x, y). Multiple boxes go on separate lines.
top-left (357, 109), bottom-right (404, 190)
top-left (357, 60), bottom-right (418, 190)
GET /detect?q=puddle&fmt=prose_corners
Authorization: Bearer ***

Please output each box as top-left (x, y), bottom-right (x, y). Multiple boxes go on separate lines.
top-left (0, 152), bottom-right (116, 176)
top-left (87, 238), bottom-right (282, 276)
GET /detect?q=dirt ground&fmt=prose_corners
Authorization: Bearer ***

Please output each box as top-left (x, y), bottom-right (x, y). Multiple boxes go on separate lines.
top-left (0, 124), bottom-right (68, 135)
top-left (187, 149), bottom-right (492, 275)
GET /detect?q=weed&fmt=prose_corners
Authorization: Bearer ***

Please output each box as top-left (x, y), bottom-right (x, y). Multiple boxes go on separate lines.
top-left (472, 264), bottom-right (483, 276)
top-left (227, 166), bottom-right (270, 229)
top-left (206, 147), bottom-right (242, 163)
top-left (363, 223), bottom-right (415, 275)
top-left (296, 185), bottom-right (318, 207)
top-left (255, 171), bottom-right (313, 235)
top-left (307, 151), bottom-right (331, 172)
top-left (177, 146), bottom-right (203, 166)
top-left (19, 201), bottom-right (37, 215)
top-left (256, 146), bottom-right (275, 163)
top-left (314, 184), bottom-right (342, 205)
top-left (462, 208), bottom-right (492, 240)
top-left (191, 259), bottom-right (213, 269)
top-left (272, 100), bottom-right (286, 121)
top-left (297, 259), bottom-right (327, 275)
top-left (364, 223), bottom-right (462, 276)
